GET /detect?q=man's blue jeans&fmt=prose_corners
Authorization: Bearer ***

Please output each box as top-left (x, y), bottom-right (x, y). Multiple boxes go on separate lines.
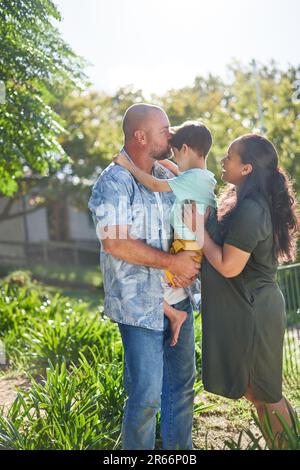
top-left (118, 297), bottom-right (196, 450)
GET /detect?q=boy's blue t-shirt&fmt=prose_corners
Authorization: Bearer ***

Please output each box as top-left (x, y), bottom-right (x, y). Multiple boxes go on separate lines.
top-left (168, 168), bottom-right (217, 240)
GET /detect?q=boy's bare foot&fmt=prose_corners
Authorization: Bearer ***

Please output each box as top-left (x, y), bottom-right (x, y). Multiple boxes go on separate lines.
top-left (164, 301), bottom-right (188, 346)
top-left (169, 309), bottom-right (188, 346)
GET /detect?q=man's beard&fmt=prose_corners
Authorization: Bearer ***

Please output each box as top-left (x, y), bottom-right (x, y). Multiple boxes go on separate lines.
top-left (152, 147), bottom-right (173, 161)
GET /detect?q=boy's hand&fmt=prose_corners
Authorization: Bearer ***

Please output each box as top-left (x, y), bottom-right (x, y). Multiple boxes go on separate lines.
top-left (171, 274), bottom-right (199, 288)
top-left (159, 159), bottom-right (179, 176)
top-left (113, 153), bottom-right (131, 169)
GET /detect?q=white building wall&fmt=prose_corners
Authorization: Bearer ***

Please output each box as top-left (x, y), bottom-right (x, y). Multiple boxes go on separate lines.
top-left (0, 198), bottom-right (25, 257)
top-left (68, 206), bottom-right (97, 241)
top-left (27, 206), bottom-right (49, 242)
top-left (0, 198), bottom-right (97, 253)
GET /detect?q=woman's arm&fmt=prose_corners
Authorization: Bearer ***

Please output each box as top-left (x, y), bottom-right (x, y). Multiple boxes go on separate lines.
top-left (183, 204), bottom-right (250, 277)
top-left (113, 153), bottom-right (172, 192)
top-left (203, 231), bottom-right (250, 278)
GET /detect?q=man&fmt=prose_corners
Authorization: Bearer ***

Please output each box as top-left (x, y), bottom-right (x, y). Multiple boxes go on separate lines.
top-left (88, 103), bottom-right (200, 450)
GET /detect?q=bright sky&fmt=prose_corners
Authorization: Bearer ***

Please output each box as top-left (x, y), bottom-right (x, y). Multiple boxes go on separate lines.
top-left (54, 0), bottom-right (300, 96)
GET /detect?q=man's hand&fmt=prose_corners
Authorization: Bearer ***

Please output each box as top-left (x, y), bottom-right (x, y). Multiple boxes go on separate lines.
top-left (168, 251), bottom-right (200, 279)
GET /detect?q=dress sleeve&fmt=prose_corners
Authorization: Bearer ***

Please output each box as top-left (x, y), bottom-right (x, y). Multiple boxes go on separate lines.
top-left (224, 198), bottom-right (270, 253)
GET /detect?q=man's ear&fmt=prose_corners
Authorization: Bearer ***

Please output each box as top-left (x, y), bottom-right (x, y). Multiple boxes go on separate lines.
top-left (242, 163), bottom-right (253, 176)
top-left (134, 129), bottom-right (147, 145)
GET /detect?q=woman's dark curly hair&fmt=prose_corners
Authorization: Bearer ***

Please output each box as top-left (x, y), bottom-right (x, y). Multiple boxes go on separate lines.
top-left (218, 134), bottom-right (299, 263)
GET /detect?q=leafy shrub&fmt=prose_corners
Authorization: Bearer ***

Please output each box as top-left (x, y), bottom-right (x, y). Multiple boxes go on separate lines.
top-left (0, 355), bottom-right (124, 450)
top-left (0, 272), bottom-right (121, 372)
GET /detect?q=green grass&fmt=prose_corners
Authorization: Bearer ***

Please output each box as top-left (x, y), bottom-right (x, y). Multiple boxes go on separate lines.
top-left (0, 357), bottom-right (125, 450)
top-left (0, 271), bottom-right (126, 449)
top-left (0, 272), bottom-right (110, 373)
top-left (223, 405), bottom-right (300, 450)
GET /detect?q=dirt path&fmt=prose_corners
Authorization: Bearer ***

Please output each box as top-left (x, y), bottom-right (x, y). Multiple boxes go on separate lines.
top-left (0, 375), bottom-right (30, 414)
top-left (193, 403), bottom-right (265, 450)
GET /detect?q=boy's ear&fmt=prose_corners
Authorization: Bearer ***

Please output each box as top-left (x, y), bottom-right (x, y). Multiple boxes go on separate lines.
top-left (182, 143), bottom-right (189, 154)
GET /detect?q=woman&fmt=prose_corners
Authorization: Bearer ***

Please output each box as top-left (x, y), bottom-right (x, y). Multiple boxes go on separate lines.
top-left (182, 134), bottom-right (299, 447)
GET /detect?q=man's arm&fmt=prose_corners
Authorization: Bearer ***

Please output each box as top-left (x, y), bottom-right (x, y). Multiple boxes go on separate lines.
top-left (113, 154), bottom-right (173, 193)
top-left (101, 225), bottom-right (200, 279)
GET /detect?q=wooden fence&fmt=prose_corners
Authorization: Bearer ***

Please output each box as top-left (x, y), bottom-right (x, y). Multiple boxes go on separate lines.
top-left (0, 240), bottom-right (99, 266)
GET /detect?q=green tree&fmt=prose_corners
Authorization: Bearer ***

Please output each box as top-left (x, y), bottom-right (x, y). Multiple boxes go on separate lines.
top-left (159, 62), bottom-right (300, 194)
top-left (40, 86), bottom-right (145, 211)
top-left (0, 84), bottom-right (145, 223)
top-left (0, 0), bottom-right (87, 197)
top-left (228, 62), bottom-right (300, 190)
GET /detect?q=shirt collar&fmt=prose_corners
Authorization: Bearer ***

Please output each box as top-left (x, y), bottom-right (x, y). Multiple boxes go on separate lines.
top-left (120, 146), bottom-right (159, 177)
top-left (120, 147), bottom-right (134, 163)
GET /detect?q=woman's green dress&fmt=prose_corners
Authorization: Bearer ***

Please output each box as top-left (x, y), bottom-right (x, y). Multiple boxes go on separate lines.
top-left (202, 196), bottom-right (286, 403)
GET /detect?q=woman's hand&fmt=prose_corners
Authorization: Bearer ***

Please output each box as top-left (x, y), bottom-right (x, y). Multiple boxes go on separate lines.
top-left (183, 202), bottom-right (199, 233)
top-left (183, 204), bottom-right (210, 233)
top-left (113, 153), bottom-right (131, 169)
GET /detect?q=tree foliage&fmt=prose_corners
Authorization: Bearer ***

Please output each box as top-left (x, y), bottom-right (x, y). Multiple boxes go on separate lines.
top-left (0, 0), bottom-right (87, 196)
top-left (159, 62), bottom-right (300, 192)
top-left (49, 87), bottom-right (145, 209)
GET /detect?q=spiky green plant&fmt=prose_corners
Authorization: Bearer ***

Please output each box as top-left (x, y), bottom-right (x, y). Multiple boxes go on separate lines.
top-left (0, 353), bottom-right (125, 450)
top-left (224, 409), bottom-right (300, 450)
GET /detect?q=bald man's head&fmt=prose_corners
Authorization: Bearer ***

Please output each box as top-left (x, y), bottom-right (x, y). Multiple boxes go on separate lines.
top-left (122, 103), bottom-right (171, 160)
top-left (122, 103), bottom-right (166, 140)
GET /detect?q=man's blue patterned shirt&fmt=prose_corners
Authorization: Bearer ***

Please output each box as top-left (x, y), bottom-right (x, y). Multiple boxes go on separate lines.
top-left (88, 156), bottom-right (176, 331)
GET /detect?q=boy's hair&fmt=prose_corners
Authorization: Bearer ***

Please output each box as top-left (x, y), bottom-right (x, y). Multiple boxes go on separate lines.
top-left (170, 121), bottom-right (212, 158)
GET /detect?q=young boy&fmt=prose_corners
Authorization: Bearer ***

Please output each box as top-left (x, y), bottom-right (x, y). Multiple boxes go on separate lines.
top-left (114, 121), bottom-right (217, 346)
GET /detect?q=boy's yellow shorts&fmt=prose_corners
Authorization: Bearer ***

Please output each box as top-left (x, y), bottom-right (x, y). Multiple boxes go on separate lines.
top-left (165, 239), bottom-right (203, 287)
